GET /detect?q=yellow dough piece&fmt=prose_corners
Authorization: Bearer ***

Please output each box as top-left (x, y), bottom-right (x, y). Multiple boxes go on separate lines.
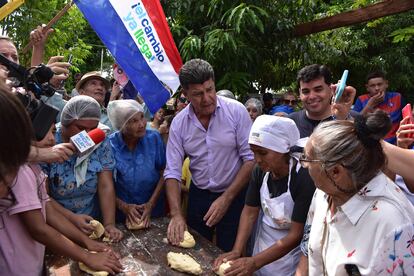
top-left (167, 252), bottom-right (202, 275)
top-left (179, 231), bottom-right (196, 248)
top-left (126, 219), bottom-right (146, 230)
top-left (216, 261), bottom-right (232, 276)
top-left (89, 220), bottom-right (105, 239)
top-left (102, 236), bottom-right (112, 243)
top-left (79, 262), bottom-right (108, 276)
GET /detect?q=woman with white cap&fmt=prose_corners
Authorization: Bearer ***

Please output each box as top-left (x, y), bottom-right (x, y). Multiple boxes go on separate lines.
top-left (108, 100), bottom-right (166, 228)
top-left (214, 115), bottom-right (315, 275)
top-left (46, 95), bottom-right (123, 242)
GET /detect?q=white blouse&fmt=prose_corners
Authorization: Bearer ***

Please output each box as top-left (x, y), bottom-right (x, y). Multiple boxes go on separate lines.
top-left (307, 173), bottom-right (414, 275)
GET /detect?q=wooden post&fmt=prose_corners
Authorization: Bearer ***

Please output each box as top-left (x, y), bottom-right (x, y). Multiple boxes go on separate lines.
top-left (21, 1), bottom-right (74, 54)
top-left (294, 0), bottom-right (414, 37)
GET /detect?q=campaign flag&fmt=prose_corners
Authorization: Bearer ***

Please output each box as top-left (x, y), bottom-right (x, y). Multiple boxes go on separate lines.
top-left (74, 0), bottom-right (182, 114)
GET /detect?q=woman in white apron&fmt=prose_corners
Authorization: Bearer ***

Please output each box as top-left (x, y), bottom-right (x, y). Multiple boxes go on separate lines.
top-left (214, 115), bottom-right (315, 276)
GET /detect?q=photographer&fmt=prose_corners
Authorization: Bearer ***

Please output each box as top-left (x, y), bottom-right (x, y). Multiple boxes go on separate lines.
top-left (0, 33), bottom-right (75, 164)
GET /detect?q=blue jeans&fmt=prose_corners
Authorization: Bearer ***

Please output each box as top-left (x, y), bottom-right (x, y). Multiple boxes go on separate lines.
top-left (187, 183), bottom-right (246, 252)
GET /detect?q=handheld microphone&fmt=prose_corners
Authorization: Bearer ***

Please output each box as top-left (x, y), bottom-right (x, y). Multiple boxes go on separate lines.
top-left (70, 128), bottom-right (106, 154)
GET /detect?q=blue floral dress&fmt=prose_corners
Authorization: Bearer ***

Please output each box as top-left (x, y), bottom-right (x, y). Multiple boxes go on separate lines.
top-left (45, 125), bottom-right (115, 218)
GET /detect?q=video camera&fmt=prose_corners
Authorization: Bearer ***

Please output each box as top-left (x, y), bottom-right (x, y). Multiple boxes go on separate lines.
top-left (0, 53), bottom-right (59, 141)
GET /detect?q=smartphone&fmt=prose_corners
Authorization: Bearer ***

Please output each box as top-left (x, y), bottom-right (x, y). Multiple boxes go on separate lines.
top-left (402, 103), bottom-right (414, 138)
top-left (59, 54), bottom-right (73, 88)
top-left (334, 70), bottom-right (349, 103)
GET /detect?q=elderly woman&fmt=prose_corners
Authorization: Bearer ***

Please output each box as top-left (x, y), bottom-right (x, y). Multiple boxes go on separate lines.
top-left (108, 100), bottom-right (166, 228)
top-left (46, 95), bottom-right (123, 241)
top-left (245, 98), bottom-right (263, 122)
top-left (214, 115), bottom-right (315, 275)
top-left (299, 110), bottom-right (414, 275)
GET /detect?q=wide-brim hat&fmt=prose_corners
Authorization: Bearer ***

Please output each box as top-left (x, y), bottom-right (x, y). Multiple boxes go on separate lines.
top-left (76, 71), bottom-right (110, 91)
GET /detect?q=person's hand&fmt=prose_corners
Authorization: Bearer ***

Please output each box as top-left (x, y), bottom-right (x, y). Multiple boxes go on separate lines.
top-left (213, 250), bottom-right (241, 271)
top-left (48, 143), bottom-right (76, 163)
top-left (70, 214), bottom-right (95, 235)
top-left (110, 81), bottom-right (122, 101)
top-left (136, 202), bottom-right (153, 228)
top-left (122, 203), bottom-right (142, 225)
top-left (167, 214), bottom-right (186, 245)
top-left (30, 24), bottom-right (54, 48)
top-left (203, 194), bottom-right (231, 227)
top-left (104, 224), bottom-right (123, 242)
top-left (47, 56), bottom-right (70, 78)
top-left (30, 143), bottom-right (75, 163)
top-left (84, 251), bottom-right (123, 274)
top-left (331, 84), bottom-right (356, 120)
top-left (222, 257), bottom-right (257, 276)
top-left (366, 91), bottom-right (385, 111)
top-left (84, 238), bottom-right (112, 253)
top-left (397, 117), bottom-right (414, 149)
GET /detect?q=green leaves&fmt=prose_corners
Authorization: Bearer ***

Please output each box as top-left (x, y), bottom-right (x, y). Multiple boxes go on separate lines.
top-left (217, 71), bottom-right (251, 94)
top-left (390, 26), bottom-right (414, 43)
top-left (221, 3), bottom-right (268, 34)
top-left (179, 34), bottom-right (203, 61)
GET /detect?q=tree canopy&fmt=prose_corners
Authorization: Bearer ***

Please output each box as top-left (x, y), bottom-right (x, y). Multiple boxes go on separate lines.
top-left (1, 0), bottom-right (413, 100)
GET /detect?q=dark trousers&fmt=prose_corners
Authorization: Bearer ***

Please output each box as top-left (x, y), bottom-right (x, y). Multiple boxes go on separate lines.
top-left (186, 183), bottom-right (246, 252)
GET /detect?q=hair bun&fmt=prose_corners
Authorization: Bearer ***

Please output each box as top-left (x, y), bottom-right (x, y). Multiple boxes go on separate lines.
top-left (354, 110), bottom-right (391, 147)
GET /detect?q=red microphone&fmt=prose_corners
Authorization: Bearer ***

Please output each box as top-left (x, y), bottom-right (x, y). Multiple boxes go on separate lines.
top-left (70, 128), bottom-right (106, 154)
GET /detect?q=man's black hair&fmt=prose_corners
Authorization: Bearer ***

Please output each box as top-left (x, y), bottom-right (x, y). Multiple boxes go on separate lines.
top-left (366, 71), bottom-right (386, 83)
top-left (297, 64), bottom-right (332, 86)
top-left (179, 59), bottom-right (215, 89)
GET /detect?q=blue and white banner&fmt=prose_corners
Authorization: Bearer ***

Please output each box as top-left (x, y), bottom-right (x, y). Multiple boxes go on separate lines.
top-left (75, 0), bottom-right (183, 114)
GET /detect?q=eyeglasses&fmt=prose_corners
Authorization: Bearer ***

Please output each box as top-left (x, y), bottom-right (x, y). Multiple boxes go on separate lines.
top-left (178, 97), bottom-right (188, 104)
top-left (283, 99), bottom-right (297, 105)
top-left (299, 153), bottom-right (324, 168)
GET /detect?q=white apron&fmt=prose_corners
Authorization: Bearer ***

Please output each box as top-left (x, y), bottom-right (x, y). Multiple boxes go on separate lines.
top-left (253, 159), bottom-right (301, 276)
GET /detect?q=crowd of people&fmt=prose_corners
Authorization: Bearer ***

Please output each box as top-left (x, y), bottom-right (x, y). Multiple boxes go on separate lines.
top-left (1, 24), bottom-right (414, 276)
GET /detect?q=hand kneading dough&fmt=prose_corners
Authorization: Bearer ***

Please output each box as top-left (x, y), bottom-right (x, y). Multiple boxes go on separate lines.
top-left (216, 261), bottom-right (232, 276)
top-left (167, 252), bottom-right (202, 275)
top-left (79, 262), bottom-right (108, 276)
top-left (89, 220), bottom-right (105, 239)
top-left (126, 219), bottom-right (146, 230)
top-left (179, 231), bottom-right (196, 248)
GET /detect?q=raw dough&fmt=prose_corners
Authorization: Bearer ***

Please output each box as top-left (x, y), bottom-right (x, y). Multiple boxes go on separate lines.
top-left (179, 231), bottom-right (196, 248)
top-left (167, 252), bottom-right (202, 275)
top-left (102, 236), bottom-right (112, 243)
top-left (89, 220), bottom-right (105, 239)
top-left (216, 261), bottom-right (231, 276)
top-left (79, 261), bottom-right (108, 276)
top-left (126, 219), bottom-right (146, 230)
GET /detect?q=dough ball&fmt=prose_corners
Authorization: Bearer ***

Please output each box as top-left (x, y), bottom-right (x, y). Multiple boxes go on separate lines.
top-left (179, 231), bottom-right (196, 248)
top-left (216, 261), bottom-right (231, 276)
top-left (79, 261), bottom-right (108, 276)
top-left (126, 219), bottom-right (146, 230)
top-left (89, 220), bottom-right (105, 239)
top-left (102, 236), bottom-right (112, 243)
top-left (167, 252), bottom-right (202, 275)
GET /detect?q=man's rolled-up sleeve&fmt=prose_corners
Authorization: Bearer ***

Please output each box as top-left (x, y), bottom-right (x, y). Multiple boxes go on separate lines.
top-left (164, 118), bottom-right (185, 182)
top-left (236, 107), bottom-right (254, 162)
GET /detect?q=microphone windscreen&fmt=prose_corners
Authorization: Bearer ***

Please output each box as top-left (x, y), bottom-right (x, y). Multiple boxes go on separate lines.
top-left (88, 128), bottom-right (106, 144)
